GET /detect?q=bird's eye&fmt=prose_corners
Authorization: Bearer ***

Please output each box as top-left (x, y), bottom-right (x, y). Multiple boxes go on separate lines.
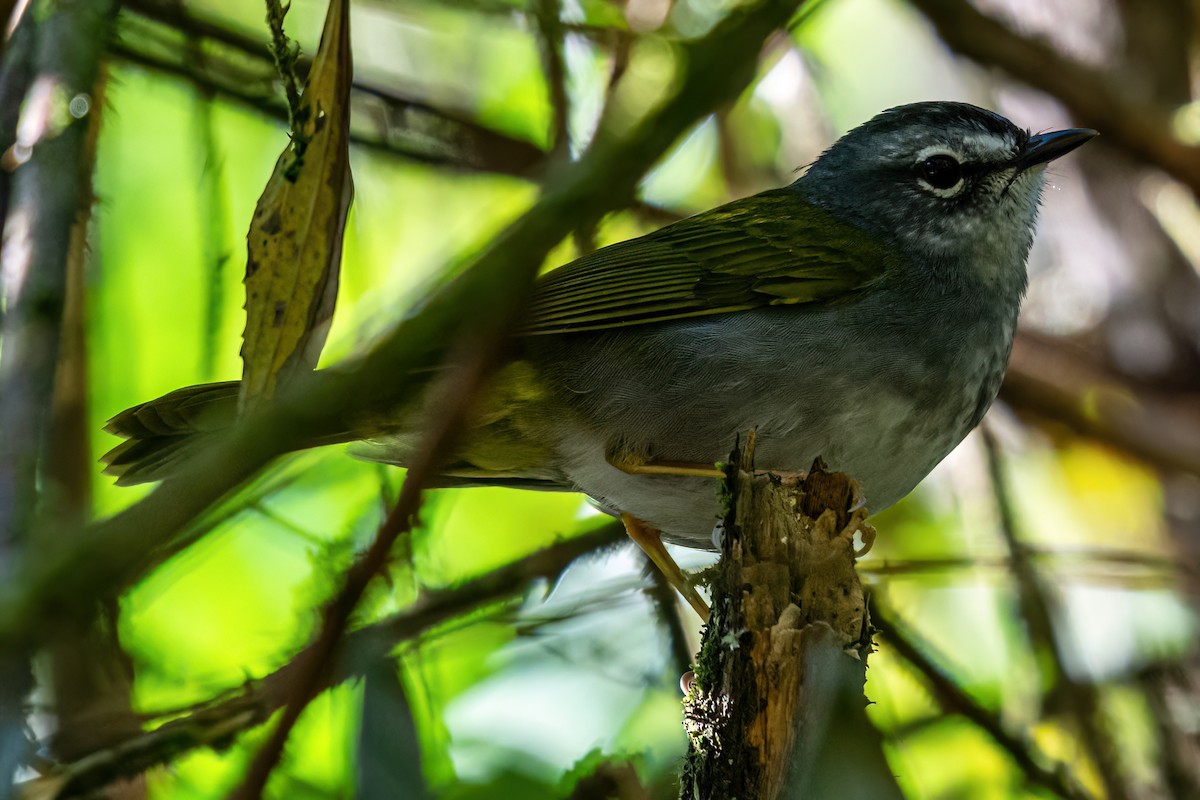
top-left (920, 154), bottom-right (963, 190)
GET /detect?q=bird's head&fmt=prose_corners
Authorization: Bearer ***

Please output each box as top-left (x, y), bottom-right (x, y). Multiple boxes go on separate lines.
top-left (795, 101), bottom-right (1095, 290)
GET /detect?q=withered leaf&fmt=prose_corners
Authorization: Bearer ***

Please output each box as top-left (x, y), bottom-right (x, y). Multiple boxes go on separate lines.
top-left (240, 0), bottom-right (354, 413)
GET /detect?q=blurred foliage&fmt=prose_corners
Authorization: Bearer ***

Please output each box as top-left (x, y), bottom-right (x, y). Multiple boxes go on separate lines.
top-left (7, 0), bottom-right (1200, 797)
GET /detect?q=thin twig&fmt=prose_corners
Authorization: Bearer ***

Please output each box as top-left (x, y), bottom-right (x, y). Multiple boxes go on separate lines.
top-left (0, 0), bottom-right (800, 662)
top-left (909, 0), bottom-right (1200, 195)
top-left (181, 20), bottom-right (234, 381)
top-left (262, 0), bottom-right (301, 135)
top-left (109, 18), bottom-right (548, 176)
top-left (981, 428), bottom-right (1131, 800)
top-left (32, 524), bottom-right (621, 799)
top-left (107, 41), bottom-right (544, 176)
top-left (533, 0), bottom-right (570, 158)
top-left (230, 332), bottom-right (501, 798)
top-left (871, 607), bottom-right (1094, 800)
top-left (861, 548), bottom-right (1182, 585)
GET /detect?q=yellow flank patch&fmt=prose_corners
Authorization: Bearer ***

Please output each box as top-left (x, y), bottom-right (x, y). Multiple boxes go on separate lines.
top-left (455, 361), bottom-right (556, 475)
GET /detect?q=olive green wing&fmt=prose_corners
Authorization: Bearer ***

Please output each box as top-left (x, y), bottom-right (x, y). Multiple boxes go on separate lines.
top-left (520, 189), bottom-right (894, 336)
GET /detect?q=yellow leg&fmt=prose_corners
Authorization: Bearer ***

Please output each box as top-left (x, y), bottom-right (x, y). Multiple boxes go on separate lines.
top-left (608, 452), bottom-right (809, 484)
top-left (608, 452), bottom-right (724, 479)
top-left (622, 512), bottom-right (710, 622)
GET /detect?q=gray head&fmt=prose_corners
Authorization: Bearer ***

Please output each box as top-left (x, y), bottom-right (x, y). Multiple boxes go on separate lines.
top-left (795, 101), bottom-right (1095, 291)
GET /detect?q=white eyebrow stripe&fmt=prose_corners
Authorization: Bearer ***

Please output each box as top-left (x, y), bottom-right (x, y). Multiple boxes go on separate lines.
top-left (916, 144), bottom-right (964, 162)
top-left (961, 132), bottom-right (1011, 150)
top-left (961, 132), bottom-right (1015, 160)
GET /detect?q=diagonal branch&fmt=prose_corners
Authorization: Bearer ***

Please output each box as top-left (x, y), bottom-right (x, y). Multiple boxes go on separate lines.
top-left (871, 607), bottom-right (1094, 800)
top-left (981, 428), bottom-right (1131, 800)
top-left (533, 0), bottom-right (570, 157)
top-left (909, 0), bottom-right (1200, 195)
top-left (113, 1), bottom-right (548, 176)
top-left (1002, 334), bottom-right (1200, 477)
top-left (0, 0), bottom-right (804, 708)
top-left (230, 329), bottom-right (498, 797)
top-left (28, 524), bottom-right (622, 799)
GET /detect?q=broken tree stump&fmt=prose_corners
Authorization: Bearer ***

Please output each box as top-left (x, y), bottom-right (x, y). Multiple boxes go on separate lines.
top-left (679, 434), bottom-right (903, 799)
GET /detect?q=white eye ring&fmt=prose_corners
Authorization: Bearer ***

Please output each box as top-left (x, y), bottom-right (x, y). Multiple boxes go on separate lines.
top-left (915, 146), bottom-right (966, 197)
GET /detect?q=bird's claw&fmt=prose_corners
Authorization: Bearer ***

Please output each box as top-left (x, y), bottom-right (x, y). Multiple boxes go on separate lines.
top-left (844, 505), bottom-right (876, 557)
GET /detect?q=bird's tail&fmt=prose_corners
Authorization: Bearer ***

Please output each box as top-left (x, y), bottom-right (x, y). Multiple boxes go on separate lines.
top-left (101, 363), bottom-right (572, 490)
top-left (102, 381), bottom-right (245, 485)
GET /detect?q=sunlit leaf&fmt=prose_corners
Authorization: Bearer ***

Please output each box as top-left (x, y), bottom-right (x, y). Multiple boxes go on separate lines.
top-left (240, 0), bottom-right (354, 412)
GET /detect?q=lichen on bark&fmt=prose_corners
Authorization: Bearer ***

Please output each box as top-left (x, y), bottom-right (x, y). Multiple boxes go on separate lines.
top-left (679, 433), bottom-right (901, 800)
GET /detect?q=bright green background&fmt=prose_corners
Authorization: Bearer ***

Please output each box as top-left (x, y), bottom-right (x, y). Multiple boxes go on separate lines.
top-left (85, 0), bottom-right (1191, 796)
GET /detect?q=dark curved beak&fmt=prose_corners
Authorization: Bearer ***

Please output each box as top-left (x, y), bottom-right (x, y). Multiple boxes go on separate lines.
top-left (1015, 128), bottom-right (1098, 169)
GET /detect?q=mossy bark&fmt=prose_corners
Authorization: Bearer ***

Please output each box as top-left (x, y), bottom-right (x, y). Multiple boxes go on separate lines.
top-left (679, 435), bottom-right (903, 800)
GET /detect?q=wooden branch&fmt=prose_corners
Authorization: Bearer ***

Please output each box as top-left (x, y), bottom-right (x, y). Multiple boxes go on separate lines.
top-left (1003, 334), bottom-right (1200, 477)
top-left (0, 1), bottom-right (118, 789)
top-left (25, 524), bottom-right (622, 799)
top-left (112, 1), bottom-right (549, 177)
top-left (532, 0), bottom-right (570, 157)
top-left (982, 429), bottom-right (1132, 800)
top-left (872, 607), bottom-right (1095, 800)
top-left (909, 0), bottom-right (1200, 196)
top-left (679, 437), bottom-right (901, 799)
top-left (231, 333), bottom-right (496, 798)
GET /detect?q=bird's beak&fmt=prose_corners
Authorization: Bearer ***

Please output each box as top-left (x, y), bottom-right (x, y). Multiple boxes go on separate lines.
top-left (1015, 128), bottom-right (1098, 169)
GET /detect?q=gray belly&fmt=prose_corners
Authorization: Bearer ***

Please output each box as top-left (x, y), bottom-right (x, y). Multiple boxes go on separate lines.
top-left (525, 297), bottom-right (1014, 547)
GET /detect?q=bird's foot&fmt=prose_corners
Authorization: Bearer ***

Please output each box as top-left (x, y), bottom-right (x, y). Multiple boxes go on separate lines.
top-left (622, 512), bottom-right (710, 622)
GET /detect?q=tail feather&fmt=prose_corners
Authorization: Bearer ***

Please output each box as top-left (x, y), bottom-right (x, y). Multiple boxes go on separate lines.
top-left (101, 382), bottom-right (240, 485)
top-left (101, 362), bottom-right (574, 491)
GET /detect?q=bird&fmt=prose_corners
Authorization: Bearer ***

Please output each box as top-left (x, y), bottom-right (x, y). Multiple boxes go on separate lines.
top-left (102, 101), bottom-right (1096, 619)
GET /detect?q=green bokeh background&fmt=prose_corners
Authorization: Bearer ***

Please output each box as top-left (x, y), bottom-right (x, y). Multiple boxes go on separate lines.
top-left (79, 0), bottom-right (1193, 796)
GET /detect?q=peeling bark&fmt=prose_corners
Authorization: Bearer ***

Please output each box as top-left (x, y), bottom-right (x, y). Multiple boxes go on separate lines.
top-left (679, 435), bottom-right (902, 799)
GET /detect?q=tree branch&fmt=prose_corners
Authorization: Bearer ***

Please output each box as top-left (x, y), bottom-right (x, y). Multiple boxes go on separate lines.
top-left (25, 524), bottom-right (622, 799)
top-left (0, 0), bottom-right (118, 788)
top-left (533, 0), bottom-right (570, 158)
top-left (871, 607), bottom-right (1094, 800)
top-left (0, 0), bottom-right (804, 711)
top-left (909, 0), bottom-right (1200, 195)
top-left (1002, 334), bottom-right (1200, 477)
top-left (113, 0), bottom-right (549, 176)
top-left (231, 329), bottom-right (498, 797)
top-left (982, 428), bottom-right (1131, 800)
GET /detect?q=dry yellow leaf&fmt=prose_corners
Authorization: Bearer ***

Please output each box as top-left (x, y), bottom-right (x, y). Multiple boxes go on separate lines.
top-left (240, 0), bottom-right (353, 413)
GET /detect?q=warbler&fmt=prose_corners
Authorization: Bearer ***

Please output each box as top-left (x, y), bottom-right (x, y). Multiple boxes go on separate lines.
top-left (104, 102), bottom-right (1095, 616)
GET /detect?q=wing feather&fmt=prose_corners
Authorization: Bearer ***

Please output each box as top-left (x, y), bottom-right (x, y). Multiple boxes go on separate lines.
top-left (520, 189), bottom-right (893, 336)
